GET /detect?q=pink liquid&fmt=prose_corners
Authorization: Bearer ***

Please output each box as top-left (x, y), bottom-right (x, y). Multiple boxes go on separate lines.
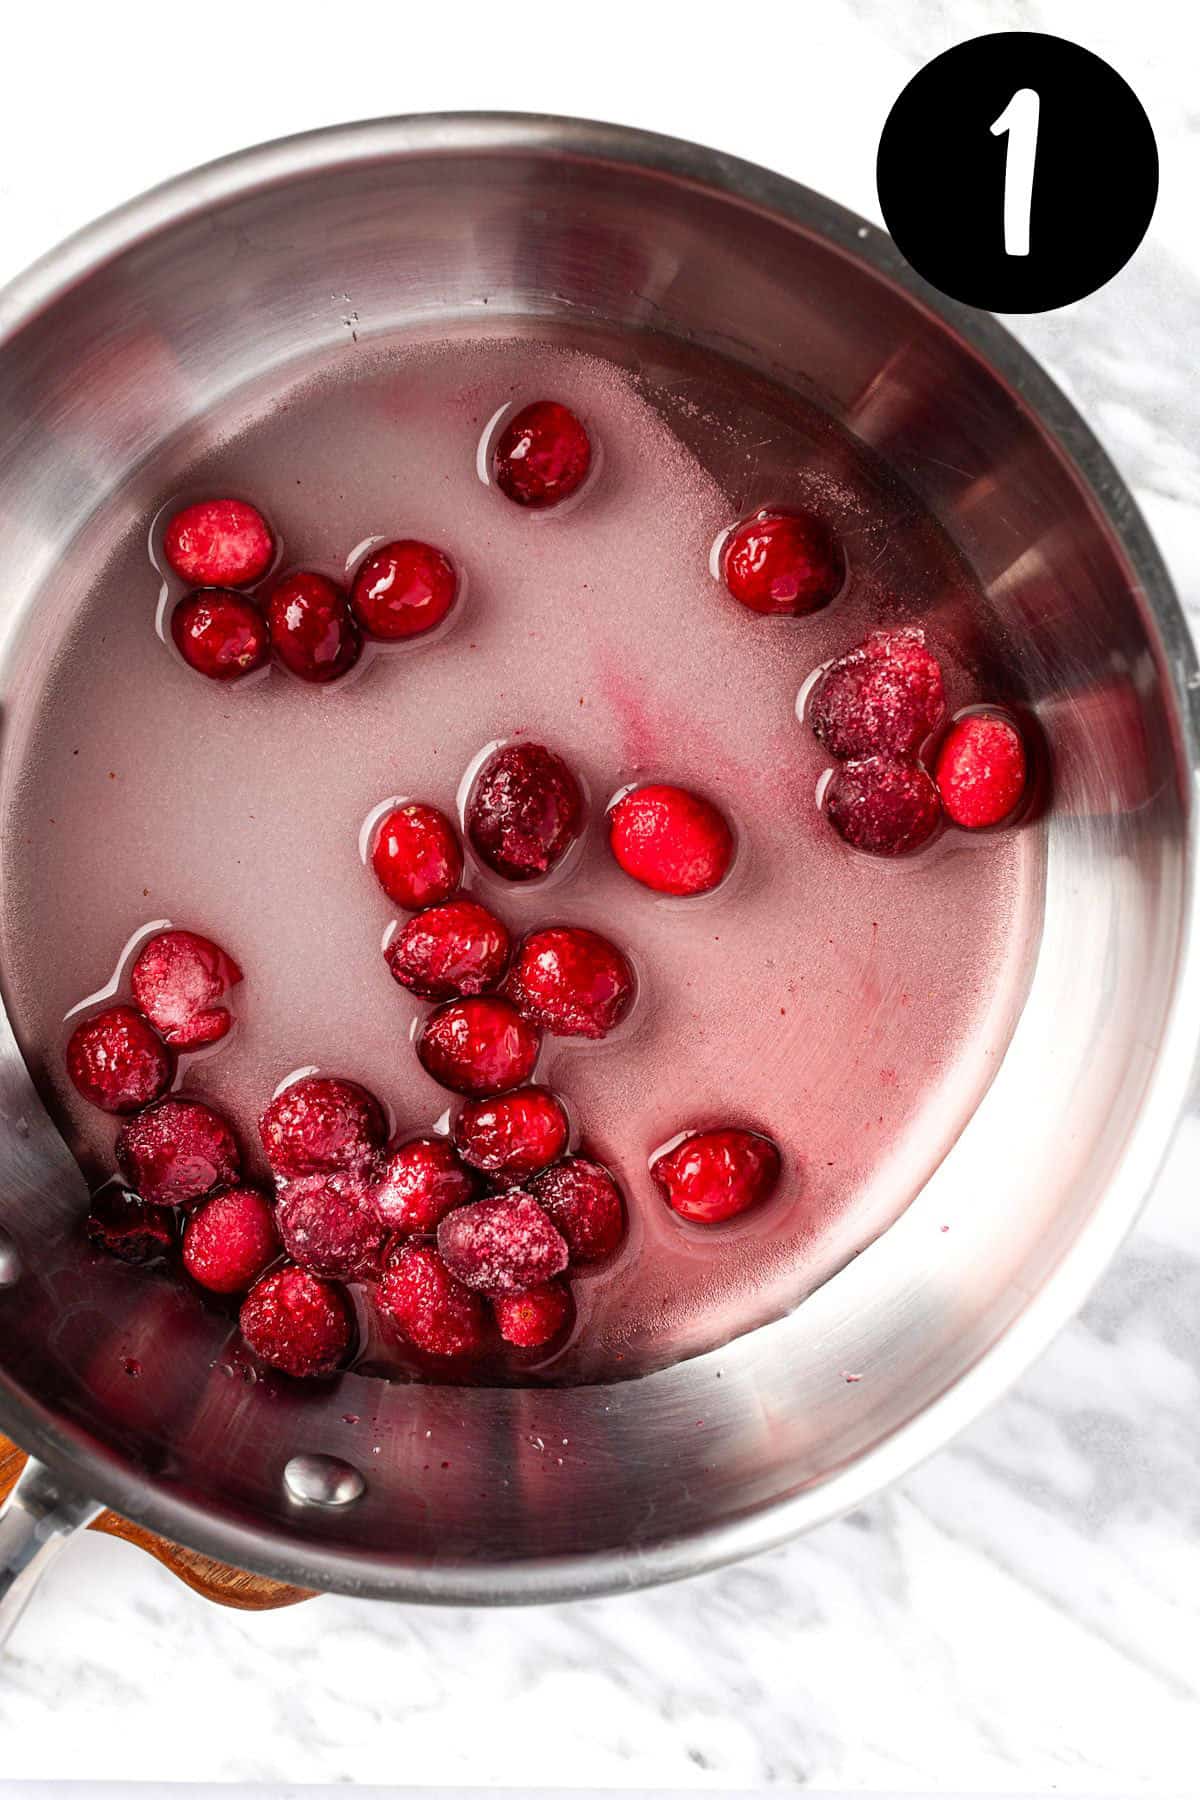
top-left (0, 327), bottom-right (1042, 1383)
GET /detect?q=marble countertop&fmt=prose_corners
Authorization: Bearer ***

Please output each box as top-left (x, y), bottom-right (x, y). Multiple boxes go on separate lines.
top-left (1, 0), bottom-right (1197, 1791)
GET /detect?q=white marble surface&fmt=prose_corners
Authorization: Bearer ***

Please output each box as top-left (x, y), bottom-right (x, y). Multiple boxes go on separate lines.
top-left (1, 0), bottom-right (1198, 1791)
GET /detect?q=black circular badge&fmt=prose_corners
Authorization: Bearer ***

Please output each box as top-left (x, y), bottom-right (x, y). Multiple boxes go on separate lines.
top-left (876, 32), bottom-right (1158, 312)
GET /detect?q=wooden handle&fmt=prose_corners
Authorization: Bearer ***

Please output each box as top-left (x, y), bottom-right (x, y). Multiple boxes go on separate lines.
top-left (0, 1434), bottom-right (314, 1611)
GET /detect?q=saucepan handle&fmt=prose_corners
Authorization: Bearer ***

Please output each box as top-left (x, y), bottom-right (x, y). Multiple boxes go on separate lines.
top-left (0, 1454), bottom-right (101, 1649)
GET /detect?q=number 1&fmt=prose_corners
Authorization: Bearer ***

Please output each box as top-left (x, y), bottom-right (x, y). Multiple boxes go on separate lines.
top-left (991, 87), bottom-right (1040, 257)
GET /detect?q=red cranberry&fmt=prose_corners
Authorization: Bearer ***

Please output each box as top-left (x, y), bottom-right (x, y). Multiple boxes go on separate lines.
top-left (437, 1193), bottom-right (568, 1295)
top-left (823, 755), bottom-right (941, 856)
top-left (130, 929), bottom-right (242, 1050)
top-left (385, 899), bottom-right (511, 1001)
top-left (171, 590), bottom-right (270, 682)
top-left (116, 1097), bottom-right (241, 1207)
top-left (493, 401), bottom-right (591, 509)
top-left (259, 1076), bottom-right (385, 1180)
top-left (493, 1280), bottom-right (573, 1349)
top-left (722, 507), bottom-right (845, 615)
top-left (375, 1242), bottom-right (489, 1357)
top-left (163, 498), bottom-right (274, 589)
top-left (530, 1157), bottom-right (625, 1263)
top-left (350, 539), bottom-right (457, 640)
top-left (935, 713), bottom-right (1027, 829)
top-left (453, 1088), bottom-right (568, 1184)
top-left (508, 926), bottom-right (635, 1039)
top-left (86, 1186), bottom-right (175, 1264)
top-left (417, 997), bottom-right (541, 1097)
top-left (275, 1165), bottom-right (389, 1281)
top-left (182, 1187), bottom-right (278, 1294)
top-left (653, 1128), bottom-right (781, 1225)
top-left (608, 784), bottom-right (733, 896)
top-left (66, 1005), bottom-right (173, 1115)
top-left (370, 1136), bottom-right (478, 1233)
top-left (267, 571), bottom-right (361, 683)
top-left (371, 803), bottom-right (462, 910)
top-left (466, 741), bottom-right (583, 881)
top-left (808, 628), bottom-right (945, 760)
top-left (239, 1265), bottom-right (353, 1378)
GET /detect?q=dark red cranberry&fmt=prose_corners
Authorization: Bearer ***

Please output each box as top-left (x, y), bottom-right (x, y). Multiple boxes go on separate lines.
top-left (530, 1157), bottom-right (625, 1263)
top-left (66, 1005), bottom-right (173, 1115)
top-left (823, 755), bottom-right (941, 856)
top-left (275, 1165), bottom-right (389, 1281)
top-left (171, 590), bottom-right (270, 682)
top-left (722, 507), bottom-right (845, 615)
top-left (163, 498), bottom-right (274, 589)
top-left (259, 1076), bottom-right (385, 1180)
top-left (267, 571), bottom-right (361, 683)
top-left (182, 1186), bottom-right (278, 1294)
top-left (370, 1136), bottom-right (479, 1233)
top-left (493, 1280), bottom-right (573, 1349)
top-left (608, 784), bottom-right (733, 896)
top-left (116, 1097), bottom-right (241, 1207)
top-left (453, 1088), bottom-right (568, 1184)
top-left (86, 1185), bottom-right (175, 1264)
top-left (808, 628), bottom-right (945, 760)
top-left (493, 401), bottom-right (591, 509)
top-left (375, 1242), bottom-right (489, 1357)
top-left (371, 803), bottom-right (462, 910)
top-left (437, 1193), bottom-right (568, 1295)
top-left (385, 899), bottom-right (511, 1001)
top-left (652, 1128), bottom-right (781, 1225)
top-left (417, 997), bottom-right (541, 1097)
top-left (465, 741), bottom-right (583, 881)
top-left (350, 539), bottom-right (457, 640)
top-left (508, 926), bottom-right (635, 1039)
top-left (130, 929), bottom-right (242, 1049)
top-left (935, 713), bottom-right (1027, 828)
top-left (239, 1265), bottom-right (354, 1377)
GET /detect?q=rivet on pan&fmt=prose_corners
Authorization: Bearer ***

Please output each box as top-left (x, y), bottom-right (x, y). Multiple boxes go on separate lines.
top-left (283, 1453), bottom-right (365, 1509)
top-left (0, 1227), bottom-right (20, 1287)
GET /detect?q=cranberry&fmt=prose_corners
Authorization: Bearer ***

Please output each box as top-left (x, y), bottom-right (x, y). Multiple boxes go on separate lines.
top-left (171, 590), bottom-right (270, 682)
top-left (653, 1128), bottom-right (781, 1225)
top-left (371, 803), bottom-right (462, 910)
top-left (934, 713), bottom-right (1027, 829)
top-left (116, 1097), bottom-right (241, 1207)
top-left (385, 898), bottom-right (511, 1000)
top-left (267, 571), bottom-right (361, 683)
top-left (370, 1136), bottom-right (478, 1233)
top-left (162, 498), bottom-right (274, 589)
top-left (182, 1186), bottom-right (278, 1294)
top-left (437, 1193), bottom-right (568, 1295)
top-left (239, 1265), bottom-right (353, 1378)
top-left (130, 929), bottom-right (242, 1050)
top-left (530, 1157), bottom-right (625, 1263)
top-left (453, 1088), bottom-right (569, 1184)
top-left (275, 1165), bottom-right (389, 1281)
top-left (66, 1005), bottom-right (173, 1115)
top-left (259, 1076), bottom-right (386, 1180)
top-left (493, 1280), bottom-right (573, 1349)
top-left (86, 1186), bottom-right (175, 1264)
top-left (375, 1242), bottom-right (489, 1357)
top-left (823, 755), bottom-right (941, 856)
top-left (493, 401), bottom-right (591, 509)
top-left (722, 507), bottom-right (845, 615)
top-left (466, 741), bottom-right (583, 881)
top-left (608, 784), bottom-right (733, 896)
top-left (350, 539), bottom-right (457, 640)
top-left (417, 997), bottom-right (541, 1097)
top-left (808, 628), bottom-right (945, 760)
top-left (508, 926), bottom-right (635, 1039)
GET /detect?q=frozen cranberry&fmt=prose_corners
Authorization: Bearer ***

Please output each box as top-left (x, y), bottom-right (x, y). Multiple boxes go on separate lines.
top-left (466, 741), bottom-right (583, 881)
top-left (385, 898), bottom-right (511, 1001)
top-left (808, 628), bottom-right (945, 760)
top-left (130, 928), bottom-right (242, 1050)
top-left (375, 1242), bottom-right (489, 1357)
top-left (370, 1136), bottom-right (478, 1233)
top-left (437, 1193), bottom-right (568, 1295)
top-left (86, 1186), bottom-right (175, 1264)
top-left (493, 401), bottom-right (591, 509)
top-left (608, 784), bottom-right (733, 896)
top-left (163, 498), bottom-right (274, 589)
top-left (116, 1097), bottom-right (241, 1207)
top-left (453, 1088), bottom-right (569, 1184)
top-left (935, 712), bottom-right (1027, 829)
top-left (417, 997), bottom-right (541, 1097)
top-left (823, 755), bottom-right (941, 856)
top-left (508, 926), bottom-right (635, 1039)
top-left (259, 1076), bottom-right (385, 1180)
top-left (493, 1280), bottom-right (573, 1349)
top-left (723, 507), bottom-right (845, 615)
top-left (267, 571), bottom-right (361, 683)
top-left (275, 1165), bottom-right (389, 1281)
top-left (66, 1005), bottom-right (173, 1115)
top-left (371, 803), bottom-right (462, 910)
top-left (530, 1157), bottom-right (625, 1263)
top-left (239, 1265), bottom-right (353, 1378)
top-left (182, 1186), bottom-right (278, 1294)
top-left (171, 590), bottom-right (270, 682)
top-left (653, 1128), bottom-right (781, 1225)
top-left (350, 539), bottom-right (458, 640)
